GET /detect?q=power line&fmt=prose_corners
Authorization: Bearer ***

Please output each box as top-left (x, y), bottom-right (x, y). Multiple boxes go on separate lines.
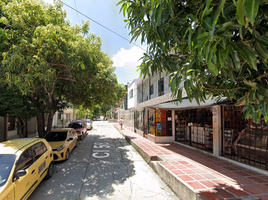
top-left (57, 0), bottom-right (146, 51)
top-left (73, 0), bottom-right (80, 24)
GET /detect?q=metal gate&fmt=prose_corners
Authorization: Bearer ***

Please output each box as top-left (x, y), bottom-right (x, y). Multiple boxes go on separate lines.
top-left (222, 105), bottom-right (268, 170)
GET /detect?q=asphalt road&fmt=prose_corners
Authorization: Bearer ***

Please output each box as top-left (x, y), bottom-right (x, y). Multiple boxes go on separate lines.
top-left (29, 121), bottom-right (179, 200)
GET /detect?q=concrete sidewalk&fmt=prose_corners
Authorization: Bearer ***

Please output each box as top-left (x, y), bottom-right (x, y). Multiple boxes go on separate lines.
top-left (114, 124), bottom-right (268, 200)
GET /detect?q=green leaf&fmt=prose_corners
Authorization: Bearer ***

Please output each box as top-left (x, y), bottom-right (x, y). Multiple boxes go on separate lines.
top-left (202, 16), bottom-right (212, 31)
top-left (215, 21), bottom-right (233, 33)
top-left (244, 0), bottom-right (260, 26)
top-left (256, 36), bottom-right (268, 47)
top-left (207, 60), bottom-right (219, 75)
top-left (210, 0), bottom-right (226, 37)
top-left (196, 32), bottom-right (209, 40)
top-left (184, 80), bottom-right (190, 95)
top-left (230, 42), bottom-right (257, 70)
top-left (155, 5), bottom-right (162, 25)
top-left (255, 42), bottom-right (268, 60)
top-left (244, 80), bottom-right (257, 87)
top-left (217, 48), bottom-right (224, 68)
top-left (188, 30), bottom-right (192, 51)
top-left (230, 50), bottom-right (241, 71)
top-left (236, 0), bottom-right (245, 26)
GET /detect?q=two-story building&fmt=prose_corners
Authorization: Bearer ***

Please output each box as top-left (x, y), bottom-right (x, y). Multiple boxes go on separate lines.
top-left (120, 72), bottom-right (268, 172)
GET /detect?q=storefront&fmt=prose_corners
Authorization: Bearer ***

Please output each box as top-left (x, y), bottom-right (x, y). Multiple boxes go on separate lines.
top-left (144, 108), bottom-right (173, 142)
top-left (148, 98), bottom-right (225, 151)
top-left (147, 109), bottom-right (172, 136)
top-left (131, 97), bottom-right (268, 171)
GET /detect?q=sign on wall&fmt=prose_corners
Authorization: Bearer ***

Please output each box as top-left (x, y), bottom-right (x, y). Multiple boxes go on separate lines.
top-left (161, 110), bottom-right (166, 136)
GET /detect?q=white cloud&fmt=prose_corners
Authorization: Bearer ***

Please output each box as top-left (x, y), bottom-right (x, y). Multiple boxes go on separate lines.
top-left (112, 46), bottom-right (145, 67)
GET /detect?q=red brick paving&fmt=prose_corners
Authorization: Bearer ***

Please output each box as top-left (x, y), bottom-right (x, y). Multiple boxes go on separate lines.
top-left (114, 124), bottom-right (268, 200)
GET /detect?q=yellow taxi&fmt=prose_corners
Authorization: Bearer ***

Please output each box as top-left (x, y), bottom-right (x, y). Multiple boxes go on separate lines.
top-left (44, 128), bottom-right (78, 161)
top-left (0, 138), bottom-right (54, 200)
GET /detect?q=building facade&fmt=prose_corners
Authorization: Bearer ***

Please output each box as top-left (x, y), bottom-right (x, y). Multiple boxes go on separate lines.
top-left (120, 73), bottom-right (268, 172)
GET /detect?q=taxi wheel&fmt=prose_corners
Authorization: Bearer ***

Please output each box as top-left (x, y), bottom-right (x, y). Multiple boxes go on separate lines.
top-left (45, 162), bottom-right (54, 180)
top-left (65, 149), bottom-right (70, 160)
top-left (75, 139), bottom-right (78, 148)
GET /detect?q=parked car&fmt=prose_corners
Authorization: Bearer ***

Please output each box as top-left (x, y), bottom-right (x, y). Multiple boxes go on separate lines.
top-left (0, 138), bottom-right (54, 200)
top-left (68, 120), bottom-right (87, 140)
top-left (44, 128), bottom-right (78, 161)
top-left (86, 119), bottom-right (93, 130)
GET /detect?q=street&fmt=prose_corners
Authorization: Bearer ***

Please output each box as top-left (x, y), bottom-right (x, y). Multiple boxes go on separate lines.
top-left (29, 121), bottom-right (179, 200)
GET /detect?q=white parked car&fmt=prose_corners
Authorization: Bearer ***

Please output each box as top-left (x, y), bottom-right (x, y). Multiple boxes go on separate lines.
top-left (86, 119), bottom-right (93, 130)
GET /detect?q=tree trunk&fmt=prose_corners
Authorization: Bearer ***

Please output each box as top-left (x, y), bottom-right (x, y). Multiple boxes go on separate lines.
top-left (36, 112), bottom-right (45, 138)
top-left (17, 117), bottom-right (26, 138)
top-left (0, 116), bottom-right (8, 142)
top-left (46, 110), bottom-right (55, 133)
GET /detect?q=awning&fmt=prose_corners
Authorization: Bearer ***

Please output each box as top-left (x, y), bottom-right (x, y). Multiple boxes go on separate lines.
top-left (149, 97), bottom-right (229, 110)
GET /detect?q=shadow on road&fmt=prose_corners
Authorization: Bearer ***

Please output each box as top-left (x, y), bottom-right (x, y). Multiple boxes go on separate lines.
top-left (30, 132), bottom-right (136, 200)
top-left (81, 134), bottom-right (136, 199)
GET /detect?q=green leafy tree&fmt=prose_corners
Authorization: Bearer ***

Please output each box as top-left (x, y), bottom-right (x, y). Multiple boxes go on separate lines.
top-left (0, 84), bottom-right (37, 140)
top-left (0, 0), bottom-right (126, 137)
top-left (119, 0), bottom-right (268, 122)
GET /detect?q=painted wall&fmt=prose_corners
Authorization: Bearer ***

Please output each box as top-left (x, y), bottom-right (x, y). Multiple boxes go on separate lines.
top-left (128, 79), bottom-right (140, 109)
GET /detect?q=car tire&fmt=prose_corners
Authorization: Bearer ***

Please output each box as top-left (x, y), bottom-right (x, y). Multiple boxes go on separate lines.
top-left (45, 162), bottom-right (54, 180)
top-left (81, 134), bottom-right (84, 140)
top-left (65, 149), bottom-right (70, 160)
top-left (75, 139), bottom-right (78, 147)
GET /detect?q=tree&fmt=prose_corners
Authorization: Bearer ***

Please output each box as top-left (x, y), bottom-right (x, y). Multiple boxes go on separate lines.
top-left (0, 0), bottom-right (126, 137)
top-left (118, 0), bottom-right (268, 122)
top-left (0, 84), bottom-right (37, 141)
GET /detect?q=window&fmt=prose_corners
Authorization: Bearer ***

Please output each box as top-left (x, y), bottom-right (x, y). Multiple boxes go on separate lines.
top-left (44, 131), bottom-right (67, 142)
top-left (129, 89), bottom-right (133, 99)
top-left (150, 85), bottom-right (154, 95)
top-left (160, 78), bottom-right (164, 96)
top-left (68, 123), bottom-right (82, 129)
top-left (16, 148), bottom-right (34, 171)
top-left (0, 155), bottom-right (16, 186)
top-left (32, 142), bottom-right (47, 160)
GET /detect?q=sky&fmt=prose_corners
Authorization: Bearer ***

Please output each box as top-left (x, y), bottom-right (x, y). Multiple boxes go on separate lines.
top-left (43, 0), bottom-right (146, 85)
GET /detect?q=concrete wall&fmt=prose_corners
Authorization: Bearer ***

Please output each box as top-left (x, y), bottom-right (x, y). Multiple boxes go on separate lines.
top-left (27, 117), bottom-right (37, 134)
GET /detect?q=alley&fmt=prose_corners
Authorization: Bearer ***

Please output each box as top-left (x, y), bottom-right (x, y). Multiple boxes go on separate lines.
top-left (28, 121), bottom-right (179, 200)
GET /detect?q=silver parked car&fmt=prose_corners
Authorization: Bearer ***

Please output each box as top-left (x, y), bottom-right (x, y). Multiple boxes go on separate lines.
top-left (86, 119), bottom-right (93, 130)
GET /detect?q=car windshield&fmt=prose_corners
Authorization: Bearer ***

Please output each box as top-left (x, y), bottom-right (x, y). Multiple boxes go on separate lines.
top-left (0, 154), bottom-right (16, 187)
top-left (44, 131), bottom-right (67, 142)
top-left (68, 123), bottom-right (82, 129)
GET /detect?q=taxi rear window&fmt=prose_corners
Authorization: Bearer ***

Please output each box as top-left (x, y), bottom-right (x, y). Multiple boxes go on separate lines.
top-left (44, 131), bottom-right (67, 142)
top-left (68, 123), bottom-right (82, 129)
